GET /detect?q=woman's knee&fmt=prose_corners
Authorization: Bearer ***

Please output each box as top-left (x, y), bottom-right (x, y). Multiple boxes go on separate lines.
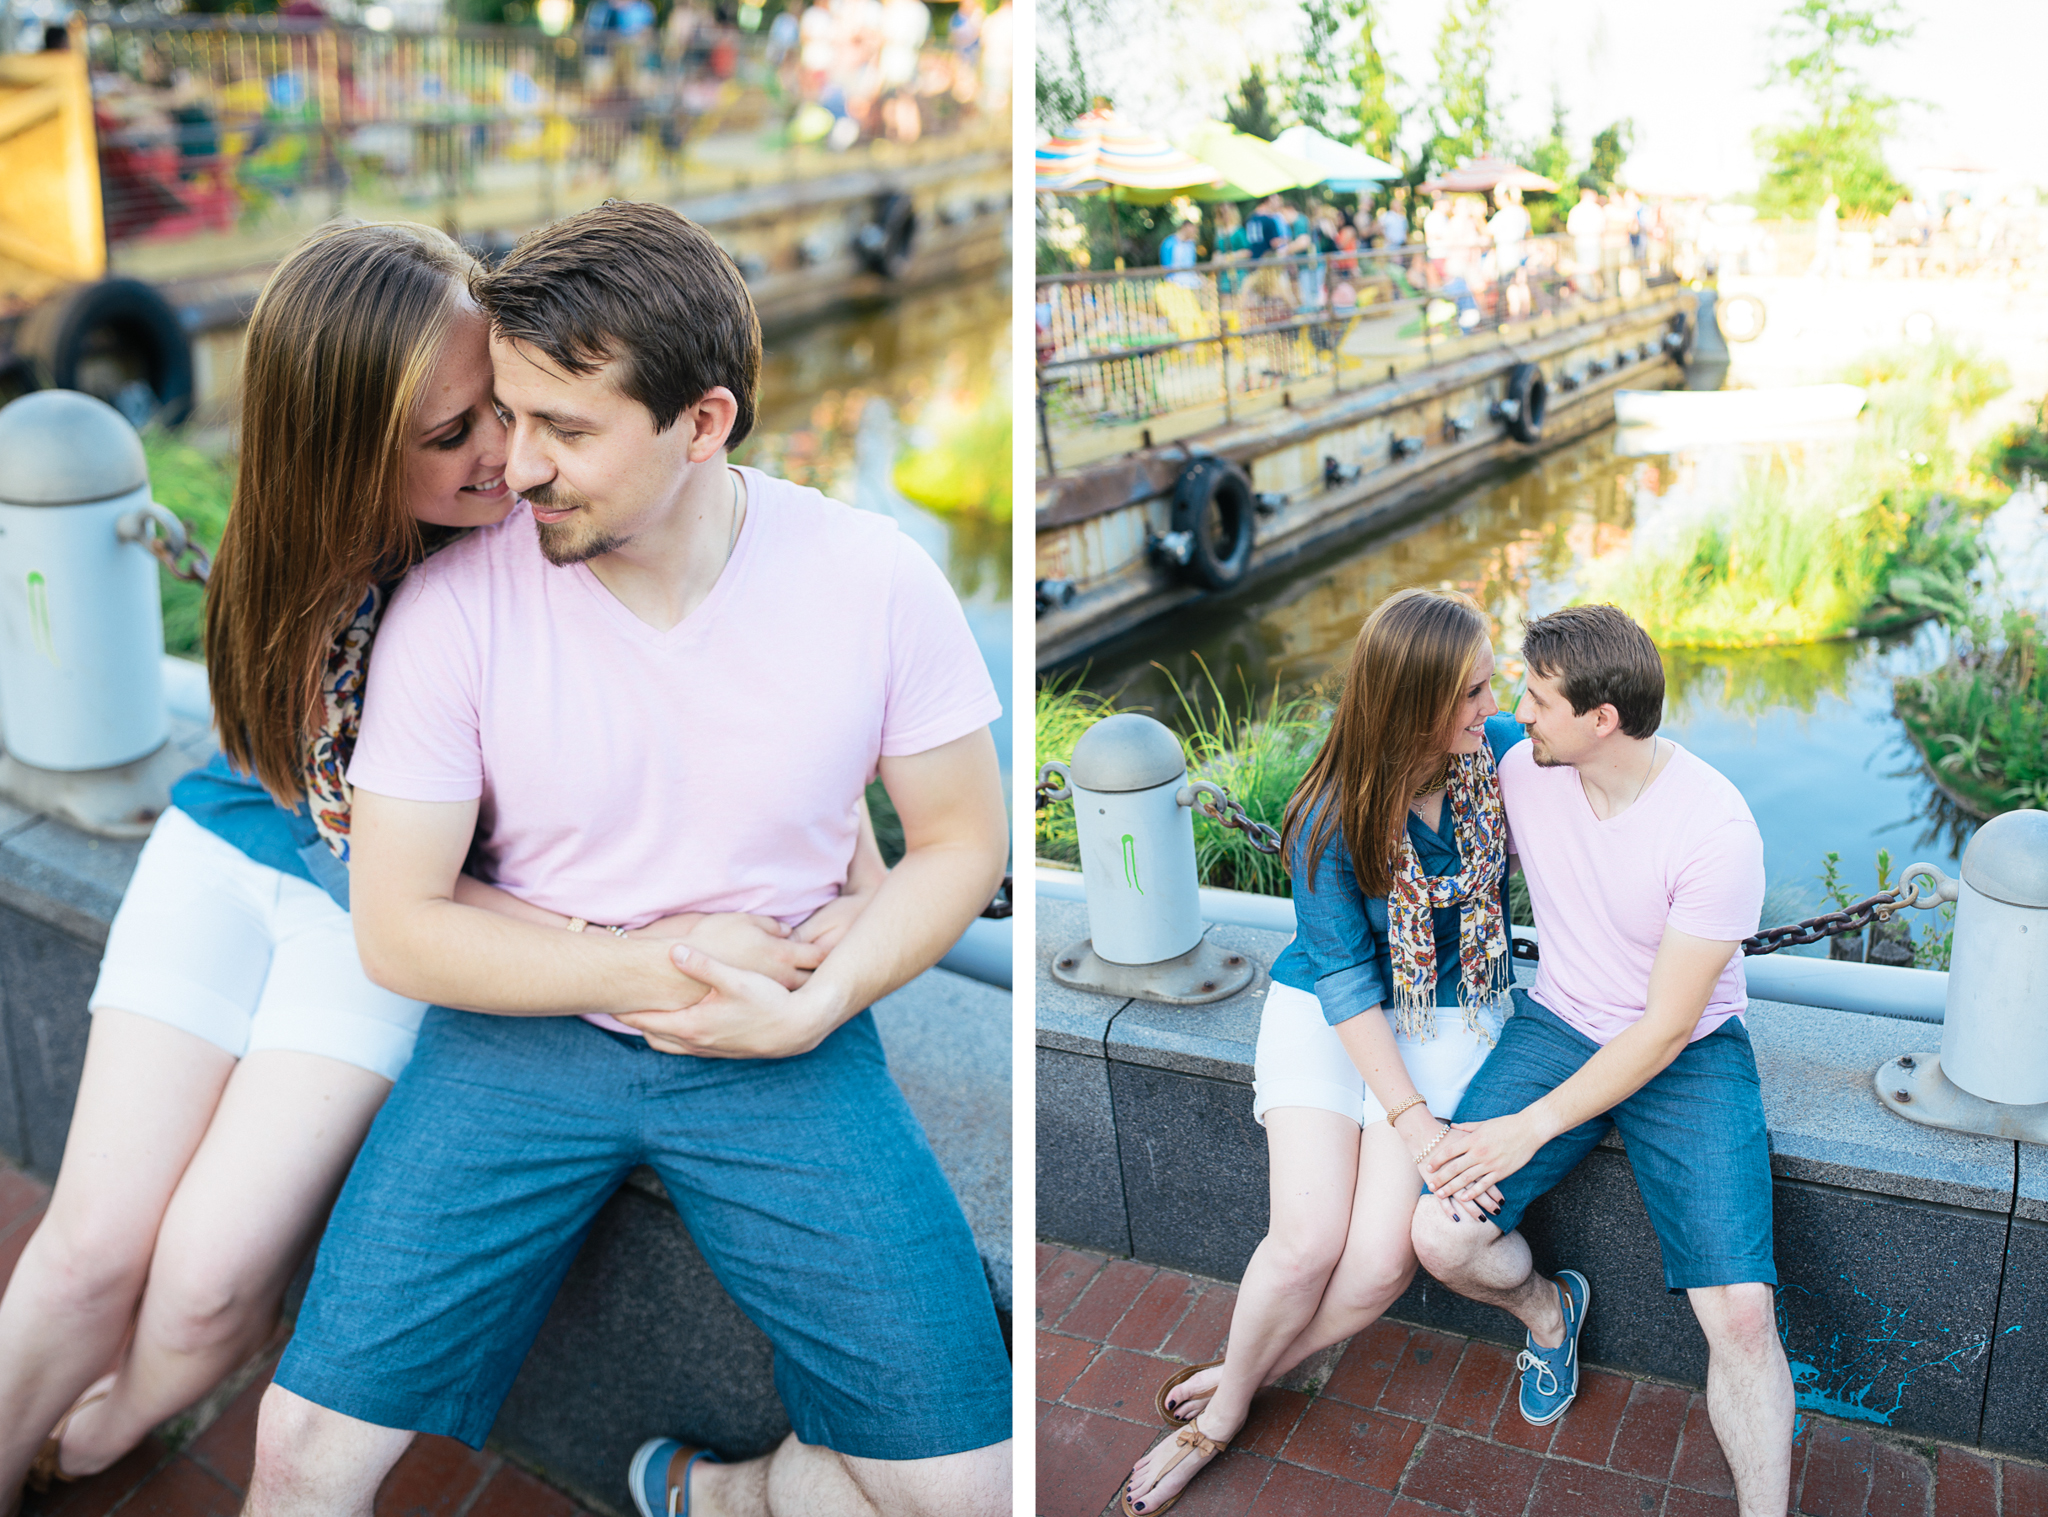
top-left (1256, 1224), bottom-right (1350, 1292)
top-left (142, 1246), bottom-right (279, 1357)
top-left (14, 1207), bottom-right (154, 1317)
top-left (1328, 1236), bottom-right (1417, 1313)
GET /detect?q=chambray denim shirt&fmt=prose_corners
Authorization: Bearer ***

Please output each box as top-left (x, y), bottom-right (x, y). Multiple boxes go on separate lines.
top-left (1270, 713), bottom-right (1524, 1028)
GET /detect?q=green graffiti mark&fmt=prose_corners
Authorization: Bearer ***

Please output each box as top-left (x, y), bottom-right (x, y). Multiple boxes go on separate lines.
top-left (26, 571), bottom-right (56, 666)
top-left (1122, 833), bottom-right (1143, 894)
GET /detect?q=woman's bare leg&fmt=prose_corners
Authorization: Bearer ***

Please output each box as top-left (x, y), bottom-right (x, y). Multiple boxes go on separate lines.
top-left (0, 1010), bottom-right (234, 1490)
top-left (1162, 1123), bottom-right (1422, 1424)
top-left (1125, 1108), bottom-right (1360, 1511)
top-left (56, 1050), bottom-right (392, 1475)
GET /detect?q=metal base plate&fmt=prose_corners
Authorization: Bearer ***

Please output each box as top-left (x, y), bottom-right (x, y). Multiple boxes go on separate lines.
top-left (0, 743), bottom-right (185, 839)
top-left (1049, 931), bottom-right (1259, 1006)
top-left (1876, 1052), bottom-right (2048, 1145)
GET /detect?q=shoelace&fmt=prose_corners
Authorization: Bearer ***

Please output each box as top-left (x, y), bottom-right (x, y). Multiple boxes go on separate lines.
top-left (1515, 1347), bottom-right (1560, 1396)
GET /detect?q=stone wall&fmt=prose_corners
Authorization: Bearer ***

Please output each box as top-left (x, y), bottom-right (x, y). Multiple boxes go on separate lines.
top-left (1036, 895), bottom-right (2044, 1461)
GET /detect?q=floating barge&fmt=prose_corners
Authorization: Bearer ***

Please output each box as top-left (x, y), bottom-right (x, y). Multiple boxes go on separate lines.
top-left (1034, 236), bottom-right (1713, 667)
top-left (0, 14), bottom-right (1006, 426)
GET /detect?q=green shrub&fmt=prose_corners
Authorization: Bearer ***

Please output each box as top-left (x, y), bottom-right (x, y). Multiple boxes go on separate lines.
top-left (1894, 607), bottom-right (2048, 817)
top-left (1986, 397), bottom-right (2048, 487)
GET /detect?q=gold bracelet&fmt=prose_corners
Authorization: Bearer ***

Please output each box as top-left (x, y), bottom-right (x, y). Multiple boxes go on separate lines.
top-left (566, 917), bottom-right (587, 933)
top-left (566, 918), bottom-right (628, 939)
top-left (1413, 1126), bottom-right (1452, 1166)
top-left (1384, 1093), bottom-right (1429, 1126)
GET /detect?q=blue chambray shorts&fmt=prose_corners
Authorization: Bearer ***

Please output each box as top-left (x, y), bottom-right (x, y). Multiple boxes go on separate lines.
top-left (274, 1006), bottom-right (1009, 1459)
top-left (1452, 989), bottom-right (1778, 1292)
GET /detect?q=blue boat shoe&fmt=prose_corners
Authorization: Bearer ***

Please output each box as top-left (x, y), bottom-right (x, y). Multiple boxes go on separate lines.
top-left (1515, 1268), bottom-right (1590, 1426)
top-left (629, 1436), bottom-right (723, 1517)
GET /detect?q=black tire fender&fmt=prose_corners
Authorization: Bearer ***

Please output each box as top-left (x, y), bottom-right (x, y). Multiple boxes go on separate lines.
top-left (855, 192), bottom-right (918, 279)
top-left (15, 278), bottom-right (194, 428)
top-left (1504, 361), bottom-right (1547, 444)
top-left (1171, 457), bottom-right (1256, 591)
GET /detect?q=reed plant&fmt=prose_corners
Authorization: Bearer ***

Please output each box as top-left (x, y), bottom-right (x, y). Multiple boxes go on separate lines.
top-left (1033, 670), bottom-right (1325, 897)
top-left (1893, 607), bottom-right (2048, 817)
top-left (143, 430), bottom-right (234, 659)
top-left (1586, 340), bottom-right (2007, 648)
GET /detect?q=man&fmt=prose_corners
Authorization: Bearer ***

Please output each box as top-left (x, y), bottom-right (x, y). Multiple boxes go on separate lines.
top-left (1567, 184), bottom-right (1605, 295)
top-left (244, 201), bottom-right (1012, 1517)
top-left (1411, 605), bottom-right (1792, 1517)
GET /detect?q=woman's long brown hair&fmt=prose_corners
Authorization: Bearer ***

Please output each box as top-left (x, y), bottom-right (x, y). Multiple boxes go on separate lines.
top-left (206, 222), bottom-right (477, 805)
top-left (1281, 587), bottom-right (1492, 899)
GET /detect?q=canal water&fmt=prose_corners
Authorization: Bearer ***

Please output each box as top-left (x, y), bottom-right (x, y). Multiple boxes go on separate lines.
top-left (1068, 426), bottom-right (2048, 918)
top-left (734, 275), bottom-right (1012, 780)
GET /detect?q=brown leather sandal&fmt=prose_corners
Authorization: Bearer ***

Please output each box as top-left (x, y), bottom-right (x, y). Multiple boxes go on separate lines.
top-left (1120, 1421), bottom-right (1229, 1516)
top-left (26, 1386), bottom-right (110, 1493)
top-left (1152, 1358), bottom-right (1222, 1424)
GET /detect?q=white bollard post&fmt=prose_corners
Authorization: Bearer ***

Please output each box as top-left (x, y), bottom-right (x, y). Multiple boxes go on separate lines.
top-left (1041, 712), bottom-right (1258, 1006)
top-left (1876, 809), bottom-right (2048, 1141)
top-left (0, 391), bottom-right (192, 835)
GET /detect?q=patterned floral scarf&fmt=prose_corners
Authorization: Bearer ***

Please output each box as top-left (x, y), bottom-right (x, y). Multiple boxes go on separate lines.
top-left (300, 529), bottom-right (468, 861)
top-left (301, 582), bottom-right (384, 863)
top-left (1385, 741), bottom-right (1513, 1042)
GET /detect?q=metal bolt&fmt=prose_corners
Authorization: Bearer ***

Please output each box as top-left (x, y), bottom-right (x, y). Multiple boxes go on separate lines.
top-left (1225, 955), bottom-right (1243, 966)
top-left (1058, 957), bottom-right (1076, 970)
top-left (1898, 1055), bottom-right (1916, 1070)
top-left (1895, 1090), bottom-right (1913, 1103)
top-left (1200, 981), bottom-right (1217, 992)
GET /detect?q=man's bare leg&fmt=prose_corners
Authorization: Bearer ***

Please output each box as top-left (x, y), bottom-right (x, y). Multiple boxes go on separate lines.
top-left (1690, 1284), bottom-right (1792, 1517)
top-left (242, 1383), bottom-right (413, 1517)
top-left (684, 1435), bottom-right (1008, 1517)
top-left (1409, 1200), bottom-right (1568, 1349)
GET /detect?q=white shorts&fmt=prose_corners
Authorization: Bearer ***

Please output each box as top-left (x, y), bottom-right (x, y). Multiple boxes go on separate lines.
top-left (1252, 979), bottom-right (1504, 1129)
top-left (90, 808), bottom-right (425, 1081)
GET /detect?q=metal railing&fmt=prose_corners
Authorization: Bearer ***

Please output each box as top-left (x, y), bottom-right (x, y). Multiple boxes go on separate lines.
top-left (1034, 229), bottom-right (1683, 475)
top-left (83, 12), bottom-right (991, 255)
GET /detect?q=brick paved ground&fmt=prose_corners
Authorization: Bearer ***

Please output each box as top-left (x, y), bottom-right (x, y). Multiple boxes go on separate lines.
top-left (0, 1158), bottom-right (603, 1517)
top-left (1037, 1245), bottom-right (2048, 1517)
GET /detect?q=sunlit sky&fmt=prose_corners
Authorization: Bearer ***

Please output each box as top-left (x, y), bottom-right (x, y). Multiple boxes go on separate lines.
top-left (1049, 0), bottom-right (2048, 199)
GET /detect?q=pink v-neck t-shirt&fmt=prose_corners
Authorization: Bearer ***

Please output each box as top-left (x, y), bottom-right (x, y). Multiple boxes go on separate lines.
top-left (349, 465), bottom-right (1000, 950)
top-left (1498, 739), bottom-right (1765, 1046)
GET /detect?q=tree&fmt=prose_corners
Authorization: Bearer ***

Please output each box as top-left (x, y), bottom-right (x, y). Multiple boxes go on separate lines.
top-left (1225, 64), bottom-right (1280, 142)
top-left (1036, 0), bottom-right (1107, 132)
top-left (1425, 0), bottom-right (1501, 174)
top-left (1527, 91), bottom-right (1571, 187)
top-left (1753, 0), bottom-right (1912, 217)
top-left (1346, 0), bottom-right (1402, 163)
top-left (1285, 0), bottom-right (1347, 140)
top-left (1586, 117), bottom-right (1633, 192)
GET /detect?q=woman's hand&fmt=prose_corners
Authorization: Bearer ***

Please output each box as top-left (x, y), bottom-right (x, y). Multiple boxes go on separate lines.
top-left (791, 886), bottom-right (874, 951)
top-left (1421, 1113), bottom-right (1546, 1214)
top-left (1396, 1105), bottom-right (1503, 1220)
top-left (678, 913), bottom-right (826, 989)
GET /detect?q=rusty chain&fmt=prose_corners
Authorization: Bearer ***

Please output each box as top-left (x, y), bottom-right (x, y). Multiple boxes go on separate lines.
top-left (1185, 782), bottom-right (1284, 855)
top-left (1740, 888), bottom-right (1914, 957)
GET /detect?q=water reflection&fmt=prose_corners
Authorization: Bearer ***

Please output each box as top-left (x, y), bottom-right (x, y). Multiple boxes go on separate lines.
top-left (1072, 427), bottom-right (1980, 902)
top-left (735, 276), bottom-right (1012, 771)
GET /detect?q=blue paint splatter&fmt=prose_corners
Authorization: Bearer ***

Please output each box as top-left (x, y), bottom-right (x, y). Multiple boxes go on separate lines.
top-left (1776, 1277), bottom-right (1997, 1427)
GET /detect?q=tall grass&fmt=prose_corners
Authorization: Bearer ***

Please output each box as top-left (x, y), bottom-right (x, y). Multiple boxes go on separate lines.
top-left (1586, 340), bottom-right (2008, 648)
top-left (1033, 669), bottom-right (1326, 897)
top-left (144, 431), bottom-right (234, 659)
top-left (1894, 607), bottom-right (2048, 816)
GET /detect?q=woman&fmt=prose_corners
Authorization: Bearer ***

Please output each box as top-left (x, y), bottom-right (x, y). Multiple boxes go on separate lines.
top-left (1122, 588), bottom-right (1523, 1514)
top-left (0, 222), bottom-right (866, 1506)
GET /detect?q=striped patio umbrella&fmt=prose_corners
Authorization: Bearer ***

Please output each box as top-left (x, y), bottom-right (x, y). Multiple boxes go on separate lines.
top-left (1035, 109), bottom-right (1223, 195)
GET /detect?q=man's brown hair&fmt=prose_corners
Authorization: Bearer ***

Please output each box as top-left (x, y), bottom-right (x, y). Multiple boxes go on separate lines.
top-left (472, 200), bottom-right (760, 446)
top-left (1520, 603), bottom-right (1664, 738)
top-left (208, 220), bottom-right (476, 805)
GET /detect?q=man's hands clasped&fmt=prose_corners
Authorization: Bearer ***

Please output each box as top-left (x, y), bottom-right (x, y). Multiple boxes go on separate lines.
top-left (1417, 1110), bottom-right (1557, 1221)
top-left (1392, 1102), bottom-right (1508, 1223)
